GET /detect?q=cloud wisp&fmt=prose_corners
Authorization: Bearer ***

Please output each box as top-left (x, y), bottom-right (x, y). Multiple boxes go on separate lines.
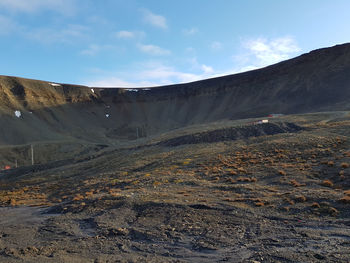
top-left (87, 77), bottom-right (156, 88)
top-left (80, 44), bottom-right (106, 56)
top-left (0, 15), bottom-right (19, 35)
top-left (141, 9), bottom-right (167, 29)
top-left (114, 30), bottom-right (145, 39)
top-left (137, 44), bottom-right (171, 56)
top-left (239, 36), bottom-right (301, 69)
top-left (182, 27), bottom-right (198, 36)
top-left (211, 41), bottom-right (222, 50)
top-left (26, 24), bottom-right (89, 44)
top-left (115, 30), bottom-right (135, 39)
top-left (0, 0), bottom-right (76, 15)
top-left (202, 36), bottom-right (303, 78)
top-left (85, 60), bottom-right (219, 88)
top-left (85, 36), bottom-right (302, 88)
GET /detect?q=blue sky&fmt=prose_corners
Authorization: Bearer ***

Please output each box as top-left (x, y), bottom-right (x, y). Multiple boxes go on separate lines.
top-left (0, 0), bottom-right (350, 87)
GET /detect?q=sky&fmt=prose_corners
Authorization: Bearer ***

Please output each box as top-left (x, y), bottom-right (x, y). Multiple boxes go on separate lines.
top-left (0, 0), bottom-right (350, 87)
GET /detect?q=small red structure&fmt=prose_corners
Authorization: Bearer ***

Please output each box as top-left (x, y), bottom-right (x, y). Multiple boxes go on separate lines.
top-left (268, 113), bottom-right (284, 118)
top-left (4, 165), bottom-right (11, 170)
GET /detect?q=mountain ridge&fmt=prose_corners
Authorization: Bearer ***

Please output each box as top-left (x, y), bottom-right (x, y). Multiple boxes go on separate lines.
top-left (1, 42), bottom-right (350, 145)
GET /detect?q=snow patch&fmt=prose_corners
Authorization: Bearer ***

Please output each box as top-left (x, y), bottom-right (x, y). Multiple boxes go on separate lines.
top-left (125, 88), bottom-right (151, 92)
top-left (125, 89), bottom-right (139, 92)
top-left (14, 110), bottom-right (21, 118)
top-left (105, 114), bottom-right (110, 118)
top-left (91, 88), bottom-right (95, 93)
top-left (49, 83), bottom-right (61, 87)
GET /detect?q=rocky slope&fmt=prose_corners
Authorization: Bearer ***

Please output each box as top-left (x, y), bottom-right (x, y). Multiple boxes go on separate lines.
top-left (1, 43), bottom-right (350, 145)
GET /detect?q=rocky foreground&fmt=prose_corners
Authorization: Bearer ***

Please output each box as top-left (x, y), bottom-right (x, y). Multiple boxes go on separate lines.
top-left (1, 112), bottom-right (350, 262)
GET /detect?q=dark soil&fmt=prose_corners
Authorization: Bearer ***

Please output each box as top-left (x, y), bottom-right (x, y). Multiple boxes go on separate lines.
top-left (159, 122), bottom-right (303, 146)
top-left (1, 112), bottom-right (350, 262)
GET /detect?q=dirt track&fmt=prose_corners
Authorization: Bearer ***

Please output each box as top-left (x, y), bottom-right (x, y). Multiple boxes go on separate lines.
top-left (1, 201), bottom-right (350, 263)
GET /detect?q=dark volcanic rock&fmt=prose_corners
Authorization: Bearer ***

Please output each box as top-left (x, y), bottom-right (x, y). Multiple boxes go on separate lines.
top-left (159, 122), bottom-right (303, 146)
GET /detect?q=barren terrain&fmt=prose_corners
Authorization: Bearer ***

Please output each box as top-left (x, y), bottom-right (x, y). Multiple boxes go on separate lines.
top-left (1, 43), bottom-right (350, 262)
top-left (1, 112), bottom-right (350, 262)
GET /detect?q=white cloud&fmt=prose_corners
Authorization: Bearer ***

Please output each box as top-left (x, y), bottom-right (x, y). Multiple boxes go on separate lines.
top-left (87, 68), bottom-right (199, 87)
top-left (182, 27), bottom-right (198, 36)
top-left (185, 47), bottom-right (196, 53)
top-left (0, 0), bottom-right (76, 14)
top-left (85, 37), bottom-right (301, 89)
top-left (85, 60), bottom-right (218, 88)
top-left (139, 65), bottom-right (199, 84)
top-left (87, 77), bottom-right (156, 88)
top-left (114, 30), bottom-right (145, 39)
top-left (241, 36), bottom-right (301, 67)
top-left (87, 15), bottom-right (110, 26)
top-left (116, 30), bottom-right (135, 39)
top-left (211, 41), bottom-right (222, 50)
top-left (201, 64), bottom-right (214, 74)
top-left (27, 24), bottom-right (89, 44)
top-left (270, 37), bottom-right (301, 53)
top-left (186, 57), bottom-right (215, 75)
top-left (142, 9), bottom-right (167, 29)
top-left (80, 44), bottom-right (101, 56)
top-left (205, 36), bottom-right (302, 77)
top-left (80, 44), bottom-right (122, 56)
top-left (137, 44), bottom-right (171, 56)
top-left (0, 15), bottom-right (19, 35)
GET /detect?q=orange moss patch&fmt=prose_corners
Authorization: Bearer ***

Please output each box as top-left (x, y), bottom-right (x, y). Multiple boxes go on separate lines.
top-left (182, 159), bottom-right (192, 165)
top-left (311, 202), bottom-right (321, 208)
top-left (132, 180), bottom-right (140, 185)
top-left (327, 161), bottom-right (335, 167)
top-left (0, 188), bottom-right (48, 207)
top-left (236, 177), bottom-right (256, 182)
top-left (339, 196), bottom-right (350, 204)
top-left (174, 179), bottom-right (184, 184)
top-left (237, 167), bottom-right (247, 173)
top-left (226, 178), bottom-right (237, 184)
top-left (254, 201), bottom-right (265, 207)
top-left (278, 170), bottom-right (287, 176)
top-left (10, 199), bottom-right (18, 206)
top-left (290, 179), bottom-right (305, 187)
top-left (329, 207), bottom-right (339, 216)
top-left (229, 170), bottom-right (238, 175)
top-left (153, 181), bottom-right (162, 186)
top-left (341, 162), bottom-right (350, 169)
top-left (322, 179), bottom-right (334, 187)
top-left (73, 194), bottom-right (84, 201)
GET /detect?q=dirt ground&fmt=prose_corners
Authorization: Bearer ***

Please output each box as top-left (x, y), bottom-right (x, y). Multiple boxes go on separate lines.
top-left (1, 112), bottom-right (350, 262)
